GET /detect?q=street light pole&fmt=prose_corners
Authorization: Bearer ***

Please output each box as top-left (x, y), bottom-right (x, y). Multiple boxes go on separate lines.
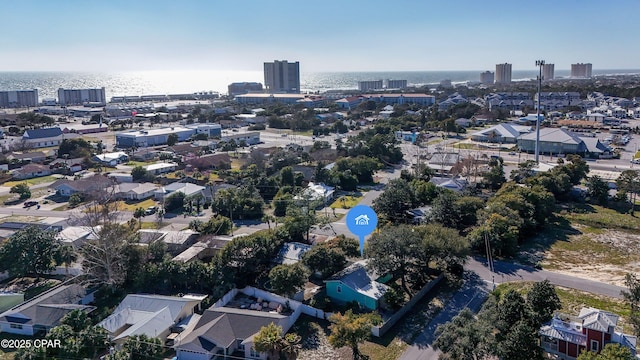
top-left (535, 60), bottom-right (545, 164)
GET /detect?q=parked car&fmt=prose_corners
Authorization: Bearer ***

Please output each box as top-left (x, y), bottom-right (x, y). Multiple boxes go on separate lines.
top-left (145, 206), bottom-right (158, 215)
top-left (23, 201), bottom-right (38, 208)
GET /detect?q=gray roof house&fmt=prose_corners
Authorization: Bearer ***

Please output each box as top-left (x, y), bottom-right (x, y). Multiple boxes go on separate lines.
top-left (98, 294), bottom-right (206, 344)
top-left (51, 175), bottom-right (115, 197)
top-left (175, 307), bottom-right (291, 360)
top-left (154, 182), bottom-right (205, 200)
top-left (137, 229), bottom-right (200, 255)
top-left (275, 242), bottom-right (313, 265)
top-left (0, 284), bottom-right (95, 336)
top-left (470, 123), bottom-right (532, 143)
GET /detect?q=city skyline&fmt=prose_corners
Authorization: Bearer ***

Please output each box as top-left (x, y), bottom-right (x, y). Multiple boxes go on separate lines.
top-left (1, 0), bottom-right (639, 73)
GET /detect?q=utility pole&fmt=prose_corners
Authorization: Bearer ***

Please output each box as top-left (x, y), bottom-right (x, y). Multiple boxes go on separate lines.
top-left (535, 60), bottom-right (545, 163)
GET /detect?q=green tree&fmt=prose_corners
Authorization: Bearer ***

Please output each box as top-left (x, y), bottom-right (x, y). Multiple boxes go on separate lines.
top-left (281, 333), bottom-right (302, 360)
top-left (10, 183), bottom-right (31, 200)
top-left (328, 310), bottom-right (382, 360)
top-left (302, 245), bottom-right (346, 279)
top-left (199, 215), bottom-right (233, 235)
top-left (131, 166), bottom-right (154, 182)
top-left (434, 308), bottom-right (490, 360)
top-left (367, 225), bottom-right (421, 295)
top-left (577, 343), bottom-right (635, 360)
top-left (68, 193), bottom-right (85, 207)
top-left (0, 226), bottom-right (60, 278)
top-left (622, 273), bottom-right (640, 336)
top-left (372, 178), bottom-right (414, 223)
top-left (428, 190), bottom-right (461, 229)
top-left (496, 320), bottom-right (543, 360)
top-left (268, 263), bottom-right (308, 297)
top-left (527, 279), bottom-right (561, 327)
top-left (60, 309), bottom-right (92, 332)
top-left (54, 244), bottom-right (78, 276)
top-left (166, 133), bottom-right (179, 146)
top-left (586, 175), bottom-right (610, 205)
top-left (280, 166), bottom-right (295, 187)
top-left (483, 157), bottom-right (506, 190)
top-left (133, 207), bottom-right (146, 229)
top-left (108, 334), bottom-right (163, 360)
top-left (617, 170), bottom-right (640, 214)
top-left (164, 191), bottom-right (186, 212)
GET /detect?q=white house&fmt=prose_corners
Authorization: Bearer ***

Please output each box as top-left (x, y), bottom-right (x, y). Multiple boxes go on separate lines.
top-left (98, 294), bottom-right (206, 345)
top-left (114, 183), bottom-right (159, 200)
top-left (93, 152), bottom-right (129, 166)
top-left (144, 162), bottom-right (178, 175)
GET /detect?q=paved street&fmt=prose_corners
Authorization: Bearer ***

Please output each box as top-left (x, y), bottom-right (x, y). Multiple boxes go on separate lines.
top-left (399, 257), bottom-right (627, 360)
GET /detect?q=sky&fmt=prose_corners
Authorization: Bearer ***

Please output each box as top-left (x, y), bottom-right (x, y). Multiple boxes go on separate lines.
top-left (1, 0), bottom-right (639, 73)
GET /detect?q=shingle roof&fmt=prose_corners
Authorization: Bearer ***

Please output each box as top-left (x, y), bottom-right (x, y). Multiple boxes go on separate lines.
top-left (327, 261), bottom-right (389, 301)
top-left (0, 284), bottom-right (94, 327)
top-left (176, 307), bottom-right (287, 353)
top-left (23, 128), bottom-right (63, 139)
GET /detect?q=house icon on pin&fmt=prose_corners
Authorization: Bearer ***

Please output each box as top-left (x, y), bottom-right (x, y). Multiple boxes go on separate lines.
top-left (354, 214), bottom-right (369, 226)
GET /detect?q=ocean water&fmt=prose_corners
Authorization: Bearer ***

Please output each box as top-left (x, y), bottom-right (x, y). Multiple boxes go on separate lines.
top-left (1, 69), bottom-right (639, 100)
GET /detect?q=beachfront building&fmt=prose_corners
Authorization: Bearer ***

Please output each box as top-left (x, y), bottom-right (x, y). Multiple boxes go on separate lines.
top-left (480, 71), bottom-right (494, 85)
top-left (358, 80), bottom-right (383, 91)
top-left (227, 82), bottom-right (263, 96)
top-left (386, 79), bottom-right (407, 89)
top-left (543, 63), bottom-right (555, 80)
top-left (571, 63), bottom-right (593, 78)
top-left (116, 126), bottom-right (196, 148)
top-left (58, 88), bottom-right (106, 106)
top-left (495, 63), bottom-right (512, 84)
top-left (264, 60), bottom-right (300, 93)
top-left (0, 90), bottom-right (38, 108)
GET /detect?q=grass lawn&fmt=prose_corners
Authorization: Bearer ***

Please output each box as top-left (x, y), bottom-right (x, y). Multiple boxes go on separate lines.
top-left (230, 159), bottom-right (245, 170)
top-left (292, 129), bottom-right (314, 136)
top-left (562, 204), bottom-right (640, 231)
top-left (116, 198), bottom-right (157, 212)
top-left (452, 142), bottom-right (479, 150)
top-left (139, 221), bottom-right (167, 229)
top-left (2, 175), bottom-right (58, 188)
top-left (494, 282), bottom-right (632, 333)
top-left (330, 195), bottom-right (363, 209)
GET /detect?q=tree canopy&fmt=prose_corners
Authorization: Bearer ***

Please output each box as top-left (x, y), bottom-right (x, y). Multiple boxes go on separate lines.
top-left (0, 226), bottom-right (61, 278)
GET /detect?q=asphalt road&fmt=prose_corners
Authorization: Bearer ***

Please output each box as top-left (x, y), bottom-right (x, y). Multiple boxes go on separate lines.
top-left (399, 257), bottom-right (627, 360)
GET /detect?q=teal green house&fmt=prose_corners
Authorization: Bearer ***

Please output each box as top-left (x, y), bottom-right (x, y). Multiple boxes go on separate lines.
top-left (325, 260), bottom-right (390, 311)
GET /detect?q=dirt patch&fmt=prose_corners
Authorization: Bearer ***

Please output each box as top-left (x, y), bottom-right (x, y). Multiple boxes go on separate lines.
top-left (531, 226), bottom-right (640, 286)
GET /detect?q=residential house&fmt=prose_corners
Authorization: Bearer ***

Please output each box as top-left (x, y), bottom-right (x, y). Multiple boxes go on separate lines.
top-left (325, 260), bottom-right (390, 311)
top-left (186, 153), bottom-right (231, 170)
top-left (49, 157), bottom-right (84, 174)
top-left (5, 151), bottom-right (49, 163)
top-left (58, 226), bottom-right (99, 248)
top-left (295, 182), bottom-right (335, 202)
top-left (114, 182), bottom-right (159, 200)
top-left (11, 164), bottom-right (51, 180)
top-left (274, 242), bottom-right (313, 265)
top-left (51, 175), bottom-right (114, 197)
top-left (540, 307), bottom-right (637, 359)
top-left (138, 229), bottom-right (199, 255)
top-left (175, 307), bottom-right (291, 360)
top-left (0, 284), bottom-right (95, 336)
top-left (22, 127), bottom-right (69, 148)
top-left (93, 151), bottom-right (129, 166)
top-left (98, 294), bottom-right (206, 345)
top-left (144, 162), bottom-right (178, 175)
top-left (132, 148), bottom-right (159, 161)
top-left (154, 182), bottom-right (206, 201)
top-left (430, 177), bottom-right (468, 193)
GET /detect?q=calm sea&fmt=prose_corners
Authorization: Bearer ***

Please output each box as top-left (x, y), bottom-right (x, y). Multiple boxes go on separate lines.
top-left (1, 69), bottom-right (639, 100)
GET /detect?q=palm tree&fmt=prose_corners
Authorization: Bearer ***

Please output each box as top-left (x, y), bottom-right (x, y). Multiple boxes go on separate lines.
top-left (280, 333), bottom-right (302, 360)
top-left (254, 323), bottom-right (282, 360)
top-left (133, 207), bottom-right (146, 229)
top-left (262, 214), bottom-right (275, 231)
top-left (55, 244), bottom-right (78, 277)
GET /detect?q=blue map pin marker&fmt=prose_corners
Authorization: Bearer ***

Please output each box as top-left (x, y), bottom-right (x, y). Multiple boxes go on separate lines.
top-left (346, 205), bottom-right (378, 256)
